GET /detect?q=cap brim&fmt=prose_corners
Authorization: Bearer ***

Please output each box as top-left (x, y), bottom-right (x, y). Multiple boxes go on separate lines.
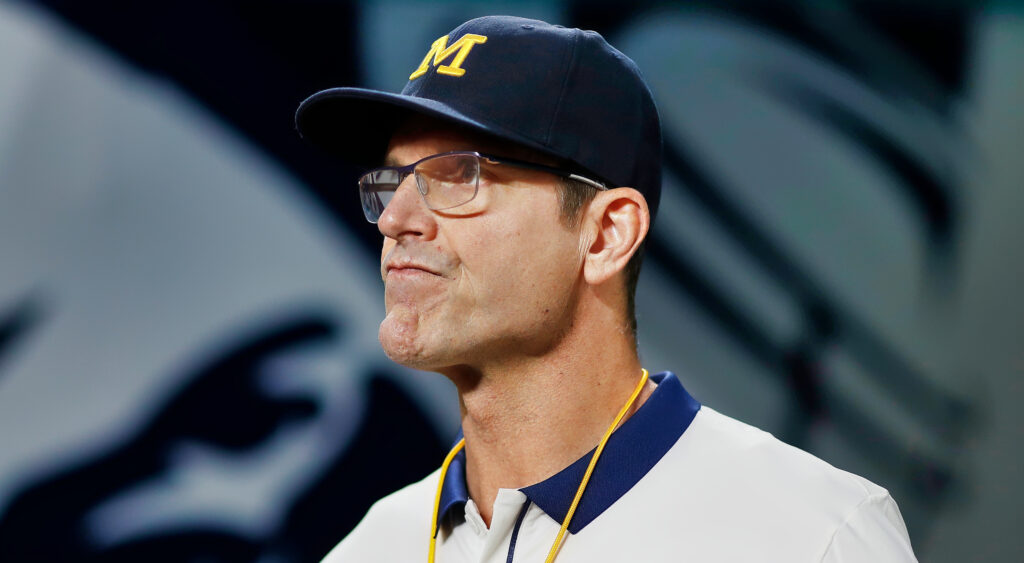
top-left (295, 87), bottom-right (568, 169)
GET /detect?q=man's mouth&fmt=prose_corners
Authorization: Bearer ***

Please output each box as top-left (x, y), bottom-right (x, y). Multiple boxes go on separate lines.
top-left (383, 261), bottom-right (441, 279)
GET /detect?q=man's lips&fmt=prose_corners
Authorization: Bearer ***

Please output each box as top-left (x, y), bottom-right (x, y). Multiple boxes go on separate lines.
top-left (382, 261), bottom-right (442, 279)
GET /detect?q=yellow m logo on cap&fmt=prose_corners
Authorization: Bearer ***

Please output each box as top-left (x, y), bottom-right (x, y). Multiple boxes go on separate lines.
top-left (409, 33), bottom-right (488, 80)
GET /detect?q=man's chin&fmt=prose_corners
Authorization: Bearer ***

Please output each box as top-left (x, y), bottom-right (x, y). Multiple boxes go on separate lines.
top-left (378, 312), bottom-right (436, 369)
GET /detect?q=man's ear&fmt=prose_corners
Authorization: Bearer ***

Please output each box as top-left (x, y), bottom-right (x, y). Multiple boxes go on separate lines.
top-left (582, 188), bottom-right (650, 286)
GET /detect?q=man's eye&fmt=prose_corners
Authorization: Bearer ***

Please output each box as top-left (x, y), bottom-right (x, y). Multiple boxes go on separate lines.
top-left (441, 159), bottom-right (476, 183)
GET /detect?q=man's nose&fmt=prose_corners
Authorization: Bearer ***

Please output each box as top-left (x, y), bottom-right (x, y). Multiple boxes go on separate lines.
top-left (377, 176), bottom-right (437, 240)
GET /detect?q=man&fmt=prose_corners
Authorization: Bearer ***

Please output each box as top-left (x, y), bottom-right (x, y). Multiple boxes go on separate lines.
top-left (295, 15), bottom-right (918, 562)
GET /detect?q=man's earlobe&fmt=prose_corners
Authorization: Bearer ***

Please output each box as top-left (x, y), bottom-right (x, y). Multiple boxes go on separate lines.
top-left (583, 188), bottom-right (649, 285)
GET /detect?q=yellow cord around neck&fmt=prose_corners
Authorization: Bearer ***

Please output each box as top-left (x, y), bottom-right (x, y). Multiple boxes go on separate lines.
top-left (428, 368), bottom-right (650, 563)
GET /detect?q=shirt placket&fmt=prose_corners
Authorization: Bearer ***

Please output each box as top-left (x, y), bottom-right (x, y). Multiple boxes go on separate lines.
top-left (460, 489), bottom-right (529, 563)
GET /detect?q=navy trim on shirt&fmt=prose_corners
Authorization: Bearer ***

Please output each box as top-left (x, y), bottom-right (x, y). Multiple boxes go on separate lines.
top-left (435, 431), bottom-right (468, 538)
top-left (506, 501), bottom-right (531, 563)
top-left (435, 371), bottom-right (701, 534)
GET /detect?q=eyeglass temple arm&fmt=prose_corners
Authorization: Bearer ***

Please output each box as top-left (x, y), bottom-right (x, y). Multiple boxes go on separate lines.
top-left (567, 173), bottom-right (608, 190)
top-left (484, 154), bottom-right (609, 191)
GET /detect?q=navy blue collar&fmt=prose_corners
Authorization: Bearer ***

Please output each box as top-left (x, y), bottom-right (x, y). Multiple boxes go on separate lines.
top-left (436, 371), bottom-right (701, 534)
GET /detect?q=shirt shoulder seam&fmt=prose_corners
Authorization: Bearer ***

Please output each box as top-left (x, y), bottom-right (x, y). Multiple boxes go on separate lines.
top-left (815, 490), bottom-right (891, 562)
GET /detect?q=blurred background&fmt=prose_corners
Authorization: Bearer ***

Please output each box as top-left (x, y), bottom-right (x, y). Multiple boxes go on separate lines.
top-left (0, 0), bottom-right (1020, 561)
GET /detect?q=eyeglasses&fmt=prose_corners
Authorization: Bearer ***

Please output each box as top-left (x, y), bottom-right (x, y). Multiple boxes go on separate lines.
top-left (357, 151), bottom-right (608, 223)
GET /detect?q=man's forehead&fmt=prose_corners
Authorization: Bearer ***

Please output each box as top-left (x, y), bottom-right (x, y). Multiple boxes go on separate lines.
top-left (383, 115), bottom-right (558, 167)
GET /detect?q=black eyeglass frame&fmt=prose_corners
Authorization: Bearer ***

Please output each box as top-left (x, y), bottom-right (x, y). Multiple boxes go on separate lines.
top-left (357, 150), bottom-right (609, 223)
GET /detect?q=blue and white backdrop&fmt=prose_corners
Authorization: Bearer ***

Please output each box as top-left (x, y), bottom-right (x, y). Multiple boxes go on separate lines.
top-left (1, 1), bottom-right (1021, 561)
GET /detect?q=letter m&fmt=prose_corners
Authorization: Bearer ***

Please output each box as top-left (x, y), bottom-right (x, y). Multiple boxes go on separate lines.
top-left (409, 34), bottom-right (488, 80)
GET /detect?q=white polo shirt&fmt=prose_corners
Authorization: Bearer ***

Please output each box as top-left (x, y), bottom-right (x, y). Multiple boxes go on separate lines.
top-left (322, 372), bottom-right (917, 562)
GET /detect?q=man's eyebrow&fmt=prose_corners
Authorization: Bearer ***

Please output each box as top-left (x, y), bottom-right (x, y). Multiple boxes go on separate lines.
top-left (382, 155), bottom-right (402, 167)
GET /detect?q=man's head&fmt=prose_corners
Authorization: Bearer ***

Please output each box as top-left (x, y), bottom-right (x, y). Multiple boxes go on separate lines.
top-left (295, 15), bottom-right (661, 369)
top-left (367, 116), bottom-right (648, 371)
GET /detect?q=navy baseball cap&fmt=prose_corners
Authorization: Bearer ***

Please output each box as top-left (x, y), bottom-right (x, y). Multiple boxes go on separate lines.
top-left (295, 15), bottom-right (662, 220)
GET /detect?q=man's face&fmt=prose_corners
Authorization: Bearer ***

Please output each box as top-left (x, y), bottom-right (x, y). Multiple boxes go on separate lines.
top-left (376, 123), bottom-right (588, 373)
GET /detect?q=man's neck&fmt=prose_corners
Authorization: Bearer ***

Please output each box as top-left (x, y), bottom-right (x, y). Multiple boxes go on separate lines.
top-left (444, 342), bottom-right (655, 527)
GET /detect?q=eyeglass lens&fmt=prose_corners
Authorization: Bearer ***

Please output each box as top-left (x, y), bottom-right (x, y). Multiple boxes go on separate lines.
top-left (359, 153), bottom-right (481, 223)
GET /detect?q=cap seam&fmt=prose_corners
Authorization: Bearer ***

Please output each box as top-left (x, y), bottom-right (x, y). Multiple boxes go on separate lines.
top-left (544, 28), bottom-right (580, 146)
